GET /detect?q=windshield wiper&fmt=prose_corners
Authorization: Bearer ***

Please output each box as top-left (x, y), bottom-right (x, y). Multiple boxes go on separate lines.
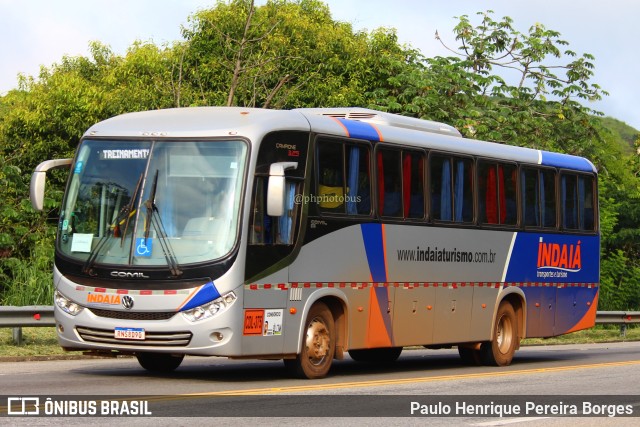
top-left (82, 173), bottom-right (143, 276)
top-left (120, 173), bottom-right (143, 247)
top-left (143, 170), bottom-right (183, 278)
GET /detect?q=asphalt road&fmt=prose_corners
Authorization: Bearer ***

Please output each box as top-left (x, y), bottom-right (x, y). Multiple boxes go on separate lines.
top-left (2, 341), bottom-right (640, 426)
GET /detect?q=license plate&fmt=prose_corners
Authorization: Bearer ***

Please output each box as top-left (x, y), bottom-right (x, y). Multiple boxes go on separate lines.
top-left (114, 327), bottom-right (145, 340)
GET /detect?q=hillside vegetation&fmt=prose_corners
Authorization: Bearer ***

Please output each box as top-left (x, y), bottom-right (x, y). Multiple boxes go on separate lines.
top-left (0, 0), bottom-right (638, 310)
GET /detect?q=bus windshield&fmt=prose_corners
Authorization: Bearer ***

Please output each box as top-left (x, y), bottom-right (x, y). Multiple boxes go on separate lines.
top-left (58, 139), bottom-right (247, 268)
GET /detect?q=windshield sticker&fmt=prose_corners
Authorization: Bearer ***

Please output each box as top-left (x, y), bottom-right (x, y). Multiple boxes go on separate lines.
top-left (100, 149), bottom-right (150, 160)
top-left (70, 233), bottom-right (93, 253)
top-left (135, 238), bottom-right (152, 257)
top-left (74, 161), bottom-right (84, 174)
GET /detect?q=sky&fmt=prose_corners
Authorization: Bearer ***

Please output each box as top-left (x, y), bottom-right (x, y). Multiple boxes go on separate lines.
top-left (0, 0), bottom-right (638, 130)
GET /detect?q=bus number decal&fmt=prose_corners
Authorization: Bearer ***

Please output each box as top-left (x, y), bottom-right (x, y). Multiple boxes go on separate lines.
top-left (243, 309), bottom-right (265, 335)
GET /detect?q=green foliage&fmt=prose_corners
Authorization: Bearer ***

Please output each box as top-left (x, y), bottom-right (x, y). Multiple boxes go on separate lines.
top-left (0, 234), bottom-right (55, 306)
top-left (0, 2), bottom-right (639, 311)
top-left (180, 0), bottom-right (394, 108)
top-left (598, 117), bottom-right (638, 154)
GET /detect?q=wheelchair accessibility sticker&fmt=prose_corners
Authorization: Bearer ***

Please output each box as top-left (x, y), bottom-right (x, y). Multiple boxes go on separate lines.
top-left (135, 238), bottom-right (152, 257)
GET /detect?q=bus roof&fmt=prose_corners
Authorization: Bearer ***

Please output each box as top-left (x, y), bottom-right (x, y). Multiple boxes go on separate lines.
top-left (83, 107), bottom-right (596, 173)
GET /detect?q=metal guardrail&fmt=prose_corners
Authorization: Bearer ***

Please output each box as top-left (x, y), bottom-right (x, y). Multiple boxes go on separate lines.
top-left (0, 306), bottom-right (55, 327)
top-left (0, 306), bottom-right (55, 345)
top-left (595, 311), bottom-right (640, 337)
top-left (0, 306), bottom-right (639, 344)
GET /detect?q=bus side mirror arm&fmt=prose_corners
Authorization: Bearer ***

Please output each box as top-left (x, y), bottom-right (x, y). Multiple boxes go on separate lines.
top-left (30, 159), bottom-right (73, 211)
top-left (266, 162), bottom-right (298, 217)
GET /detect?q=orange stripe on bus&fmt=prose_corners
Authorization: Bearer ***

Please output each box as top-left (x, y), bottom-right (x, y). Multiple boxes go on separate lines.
top-left (330, 117), bottom-right (350, 137)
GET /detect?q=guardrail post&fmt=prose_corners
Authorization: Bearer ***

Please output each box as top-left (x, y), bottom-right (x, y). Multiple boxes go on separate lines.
top-left (620, 324), bottom-right (627, 338)
top-left (12, 327), bottom-right (23, 345)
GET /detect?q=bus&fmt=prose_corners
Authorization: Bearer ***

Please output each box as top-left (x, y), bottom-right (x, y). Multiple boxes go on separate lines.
top-left (30, 107), bottom-right (599, 378)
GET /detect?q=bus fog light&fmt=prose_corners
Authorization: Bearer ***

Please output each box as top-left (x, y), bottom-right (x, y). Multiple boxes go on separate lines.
top-left (54, 291), bottom-right (83, 316)
top-left (182, 291), bottom-right (237, 322)
top-left (211, 332), bottom-right (224, 341)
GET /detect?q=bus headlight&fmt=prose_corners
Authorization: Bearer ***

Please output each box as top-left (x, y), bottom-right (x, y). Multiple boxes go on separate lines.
top-left (54, 290), bottom-right (83, 316)
top-left (181, 291), bottom-right (237, 322)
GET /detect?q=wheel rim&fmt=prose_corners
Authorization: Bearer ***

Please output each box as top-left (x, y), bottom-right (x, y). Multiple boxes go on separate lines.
top-left (496, 314), bottom-right (513, 354)
top-left (305, 316), bottom-right (331, 366)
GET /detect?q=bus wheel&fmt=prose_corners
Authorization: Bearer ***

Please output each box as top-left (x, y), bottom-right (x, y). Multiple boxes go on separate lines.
top-left (458, 346), bottom-right (482, 366)
top-left (136, 353), bottom-right (184, 372)
top-left (481, 302), bottom-right (518, 366)
top-left (348, 347), bottom-right (402, 363)
top-left (284, 302), bottom-right (335, 379)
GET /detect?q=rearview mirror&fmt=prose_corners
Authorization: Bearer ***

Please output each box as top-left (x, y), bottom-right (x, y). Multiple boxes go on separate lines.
top-left (30, 159), bottom-right (72, 211)
top-left (266, 162), bottom-right (298, 217)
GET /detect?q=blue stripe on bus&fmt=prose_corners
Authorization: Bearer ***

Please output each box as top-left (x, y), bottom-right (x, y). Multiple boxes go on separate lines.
top-left (336, 118), bottom-right (381, 142)
top-left (180, 281), bottom-right (221, 311)
top-left (539, 151), bottom-right (595, 172)
top-left (360, 223), bottom-right (387, 282)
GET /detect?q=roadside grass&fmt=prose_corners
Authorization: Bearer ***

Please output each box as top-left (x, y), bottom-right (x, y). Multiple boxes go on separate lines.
top-left (0, 325), bottom-right (638, 359)
top-left (0, 327), bottom-right (67, 358)
top-left (522, 324), bottom-right (640, 345)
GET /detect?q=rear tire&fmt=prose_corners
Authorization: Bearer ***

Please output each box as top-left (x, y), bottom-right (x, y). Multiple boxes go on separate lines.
top-left (348, 347), bottom-right (402, 363)
top-left (284, 302), bottom-right (335, 379)
top-left (136, 353), bottom-right (184, 372)
top-left (480, 302), bottom-right (518, 366)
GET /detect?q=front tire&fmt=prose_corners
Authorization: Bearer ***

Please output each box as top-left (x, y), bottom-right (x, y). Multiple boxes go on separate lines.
top-left (480, 302), bottom-right (518, 366)
top-left (284, 302), bottom-right (335, 379)
top-left (136, 352), bottom-right (184, 372)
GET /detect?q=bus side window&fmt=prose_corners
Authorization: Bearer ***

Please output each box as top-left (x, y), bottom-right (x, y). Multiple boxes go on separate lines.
top-left (521, 168), bottom-right (539, 226)
top-left (250, 177), bottom-right (269, 244)
top-left (561, 174), bottom-right (579, 230)
top-left (404, 151), bottom-right (425, 219)
top-left (478, 162), bottom-right (496, 224)
top-left (318, 142), bottom-right (345, 213)
top-left (520, 167), bottom-right (558, 229)
top-left (377, 148), bottom-right (402, 217)
top-left (430, 155), bottom-right (451, 221)
top-left (541, 169), bottom-right (557, 228)
top-left (578, 175), bottom-right (595, 231)
top-left (479, 161), bottom-right (517, 226)
top-left (454, 157), bottom-right (473, 222)
top-left (346, 145), bottom-right (371, 215)
top-left (317, 140), bottom-right (370, 216)
top-left (502, 164), bottom-right (517, 225)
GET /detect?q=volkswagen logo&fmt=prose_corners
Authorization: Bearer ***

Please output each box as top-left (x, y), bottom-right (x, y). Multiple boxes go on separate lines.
top-left (121, 295), bottom-right (135, 310)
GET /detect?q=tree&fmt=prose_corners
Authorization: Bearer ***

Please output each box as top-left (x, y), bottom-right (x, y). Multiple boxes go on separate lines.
top-left (180, 0), bottom-right (408, 108)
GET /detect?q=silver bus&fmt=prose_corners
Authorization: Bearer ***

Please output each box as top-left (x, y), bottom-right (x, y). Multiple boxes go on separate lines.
top-left (31, 107), bottom-right (599, 378)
